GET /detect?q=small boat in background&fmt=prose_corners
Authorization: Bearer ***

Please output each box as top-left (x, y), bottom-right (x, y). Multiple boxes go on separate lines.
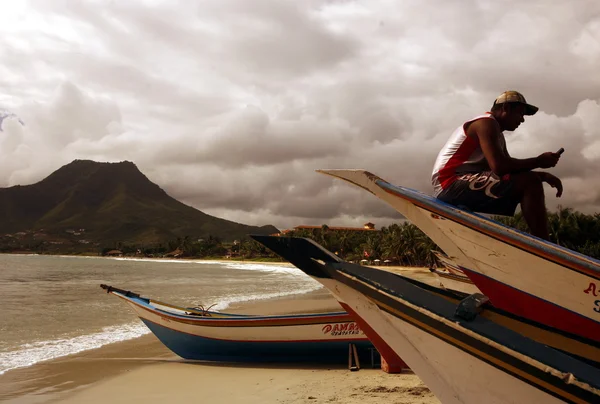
top-left (100, 284), bottom-right (374, 364)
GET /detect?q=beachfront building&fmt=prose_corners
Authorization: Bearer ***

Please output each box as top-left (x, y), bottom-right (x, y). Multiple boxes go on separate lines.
top-left (272, 223), bottom-right (383, 264)
top-left (105, 249), bottom-right (123, 257)
top-left (294, 222), bottom-right (377, 232)
top-left (276, 222), bottom-right (378, 235)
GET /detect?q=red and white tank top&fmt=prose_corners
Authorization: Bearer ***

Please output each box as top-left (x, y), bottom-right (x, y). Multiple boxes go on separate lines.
top-left (431, 113), bottom-right (507, 196)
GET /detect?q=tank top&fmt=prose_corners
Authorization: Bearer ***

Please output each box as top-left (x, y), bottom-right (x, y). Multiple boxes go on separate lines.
top-left (431, 113), bottom-right (508, 196)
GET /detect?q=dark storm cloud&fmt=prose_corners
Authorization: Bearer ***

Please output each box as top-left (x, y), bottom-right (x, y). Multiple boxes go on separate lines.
top-left (0, 1), bottom-right (599, 230)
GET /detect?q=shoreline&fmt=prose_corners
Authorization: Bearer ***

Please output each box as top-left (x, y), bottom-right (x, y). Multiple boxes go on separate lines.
top-left (0, 252), bottom-right (433, 270)
top-left (1, 252), bottom-right (431, 275)
top-left (0, 270), bottom-right (440, 404)
top-left (0, 289), bottom-right (345, 400)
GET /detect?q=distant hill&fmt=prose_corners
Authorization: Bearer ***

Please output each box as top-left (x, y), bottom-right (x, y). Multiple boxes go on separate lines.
top-left (0, 160), bottom-right (279, 248)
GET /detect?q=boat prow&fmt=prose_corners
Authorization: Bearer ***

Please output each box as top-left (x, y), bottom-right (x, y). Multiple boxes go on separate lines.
top-left (252, 235), bottom-right (600, 404)
top-left (430, 250), bottom-right (480, 295)
top-left (316, 169), bottom-right (600, 343)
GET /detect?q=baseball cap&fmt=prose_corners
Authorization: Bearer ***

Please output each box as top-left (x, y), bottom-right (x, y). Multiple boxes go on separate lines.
top-left (492, 91), bottom-right (538, 115)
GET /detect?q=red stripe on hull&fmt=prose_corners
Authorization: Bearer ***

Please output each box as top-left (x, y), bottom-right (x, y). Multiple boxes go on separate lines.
top-left (338, 302), bottom-right (408, 369)
top-left (464, 271), bottom-right (600, 343)
top-left (380, 185), bottom-right (600, 280)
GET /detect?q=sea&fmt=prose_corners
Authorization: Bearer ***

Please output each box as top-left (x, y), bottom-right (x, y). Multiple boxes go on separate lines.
top-left (0, 254), bottom-right (324, 376)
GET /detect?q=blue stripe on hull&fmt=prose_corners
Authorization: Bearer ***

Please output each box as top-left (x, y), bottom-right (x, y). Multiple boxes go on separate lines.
top-left (141, 319), bottom-right (374, 363)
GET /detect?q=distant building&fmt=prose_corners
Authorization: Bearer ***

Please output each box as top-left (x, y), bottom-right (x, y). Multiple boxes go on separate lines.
top-left (293, 222), bottom-right (377, 232)
top-left (106, 250), bottom-right (123, 256)
top-left (273, 223), bottom-right (378, 236)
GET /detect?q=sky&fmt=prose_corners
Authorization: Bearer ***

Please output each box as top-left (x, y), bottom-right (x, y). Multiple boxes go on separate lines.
top-left (0, 0), bottom-right (599, 231)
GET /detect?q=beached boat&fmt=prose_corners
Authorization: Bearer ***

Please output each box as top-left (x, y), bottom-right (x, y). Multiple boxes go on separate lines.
top-left (100, 284), bottom-right (373, 363)
top-left (430, 250), bottom-right (480, 295)
top-left (316, 169), bottom-right (600, 344)
top-left (252, 236), bottom-right (600, 404)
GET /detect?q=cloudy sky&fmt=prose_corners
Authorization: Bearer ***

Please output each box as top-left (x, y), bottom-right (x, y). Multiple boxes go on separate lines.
top-left (0, 0), bottom-right (599, 231)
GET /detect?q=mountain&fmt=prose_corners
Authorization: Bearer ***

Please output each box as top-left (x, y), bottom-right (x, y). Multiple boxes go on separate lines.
top-left (0, 160), bottom-right (279, 248)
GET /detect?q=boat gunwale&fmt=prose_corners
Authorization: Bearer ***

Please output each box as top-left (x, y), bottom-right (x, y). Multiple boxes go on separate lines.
top-left (109, 290), bottom-right (359, 328)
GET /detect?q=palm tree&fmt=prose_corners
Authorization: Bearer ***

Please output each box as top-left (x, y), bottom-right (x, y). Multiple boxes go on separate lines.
top-left (318, 225), bottom-right (332, 251)
top-left (382, 223), bottom-right (404, 263)
top-left (337, 231), bottom-right (352, 259)
top-left (362, 234), bottom-right (383, 261)
top-left (548, 206), bottom-right (579, 247)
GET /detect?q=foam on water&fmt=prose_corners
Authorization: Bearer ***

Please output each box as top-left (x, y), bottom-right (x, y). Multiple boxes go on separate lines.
top-left (0, 322), bottom-right (149, 375)
top-left (0, 256), bottom-right (323, 375)
top-left (110, 257), bottom-right (216, 264)
top-left (220, 262), bottom-right (302, 276)
top-left (0, 281), bottom-right (324, 375)
top-left (0, 275), bottom-right (322, 375)
top-left (108, 257), bottom-right (295, 269)
top-left (111, 257), bottom-right (303, 276)
top-left (211, 281), bottom-right (323, 311)
top-left (39, 255), bottom-right (301, 275)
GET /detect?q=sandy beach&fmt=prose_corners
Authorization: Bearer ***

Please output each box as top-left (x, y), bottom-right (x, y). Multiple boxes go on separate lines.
top-left (54, 362), bottom-right (436, 404)
top-left (0, 264), bottom-right (441, 404)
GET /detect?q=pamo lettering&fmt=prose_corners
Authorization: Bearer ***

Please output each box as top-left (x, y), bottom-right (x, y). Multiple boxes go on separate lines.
top-left (583, 282), bottom-right (600, 313)
top-left (322, 322), bottom-right (362, 336)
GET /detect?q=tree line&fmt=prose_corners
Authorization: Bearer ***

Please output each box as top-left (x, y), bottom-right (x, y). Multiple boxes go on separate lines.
top-left (100, 206), bottom-right (600, 265)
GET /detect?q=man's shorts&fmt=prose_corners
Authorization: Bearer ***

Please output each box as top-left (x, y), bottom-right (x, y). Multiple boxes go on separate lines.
top-left (436, 171), bottom-right (520, 216)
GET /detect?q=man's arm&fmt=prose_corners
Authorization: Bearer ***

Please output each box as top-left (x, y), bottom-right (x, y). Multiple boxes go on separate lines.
top-left (537, 171), bottom-right (563, 197)
top-left (468, 119), bottom-right (558, 176)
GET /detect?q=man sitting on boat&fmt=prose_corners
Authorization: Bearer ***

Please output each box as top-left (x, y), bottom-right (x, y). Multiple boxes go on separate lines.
top-left (431, 90), bottom-right (563, 240)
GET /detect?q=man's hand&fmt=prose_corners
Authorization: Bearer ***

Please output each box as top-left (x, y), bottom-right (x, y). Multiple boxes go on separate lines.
top-left (538, 172), bottom-right (563, 197)
top-left (537, 152), bottom-right (561, 169)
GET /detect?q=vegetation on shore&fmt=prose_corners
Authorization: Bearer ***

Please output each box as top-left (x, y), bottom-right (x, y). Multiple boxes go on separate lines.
top-left (4, 206), bottom-right (599, 266)
top-left (99, 206), bottom-right (600, 266)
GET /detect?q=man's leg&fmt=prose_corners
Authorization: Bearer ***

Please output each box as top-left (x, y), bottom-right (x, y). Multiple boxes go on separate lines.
top-left (511, 172), bottom-right (548, 240)
top-left (437, 171), bottom-right (550, 240)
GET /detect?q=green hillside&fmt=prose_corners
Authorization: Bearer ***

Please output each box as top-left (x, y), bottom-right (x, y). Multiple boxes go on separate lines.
top-left (0, 160), bottom-right (278, 251)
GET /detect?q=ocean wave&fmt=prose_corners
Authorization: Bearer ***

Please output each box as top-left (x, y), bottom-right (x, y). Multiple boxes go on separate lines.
top-left (0, 322), bottom-right (149, 375)
top-left (211, 282), bottom-right (323, 311)
top-left (219, 262), bottom-right (301, 275)
top-left (31, 255), bottom-right (300, 274)
top-left (111, 257), bottom-right (205, 264)
top-left (111, 257), bottom-right (302, 276)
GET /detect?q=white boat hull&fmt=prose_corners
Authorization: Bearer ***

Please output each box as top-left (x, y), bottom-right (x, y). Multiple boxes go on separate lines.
top-left (317, 169), bottom-right (600, 343)
top-left (325, 279), bottom-right (566, 404)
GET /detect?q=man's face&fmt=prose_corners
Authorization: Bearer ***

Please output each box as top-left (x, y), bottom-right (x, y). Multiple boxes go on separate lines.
top-left (504, 103), bottom-right (526, 131)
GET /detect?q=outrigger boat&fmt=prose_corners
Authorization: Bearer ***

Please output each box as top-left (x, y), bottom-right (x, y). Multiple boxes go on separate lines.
top-left (315, 169), bottom-right (600, 344)
top-left (100, 284), bottom-right (373, 363)
top-left (252, 236), bottom-right (600, 404)
top-left (430, 250), bottom-right (480, 295)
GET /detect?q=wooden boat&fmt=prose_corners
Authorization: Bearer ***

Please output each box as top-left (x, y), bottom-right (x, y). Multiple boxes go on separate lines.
top-left (100, 284), bottom-right (373, 363)
top-left (316, 169), bottom-right (600, 344)
top-left (252, 236), bottom-right (600, 404)
top-left (430, 250), bottom-right (480, 295)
